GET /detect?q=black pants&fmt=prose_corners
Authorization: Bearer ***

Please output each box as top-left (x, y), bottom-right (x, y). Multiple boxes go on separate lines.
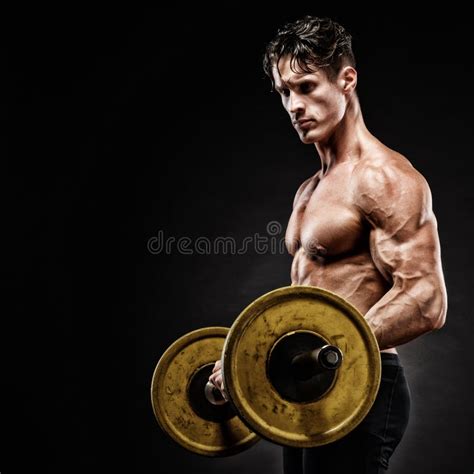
top-left (283, 353), bottom-right (411, 473)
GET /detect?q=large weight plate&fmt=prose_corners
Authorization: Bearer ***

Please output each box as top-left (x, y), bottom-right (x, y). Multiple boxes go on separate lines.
top-left (151, 327), bottom-right (259, 456)
top-left (222, 286), bottom-right (381, 447)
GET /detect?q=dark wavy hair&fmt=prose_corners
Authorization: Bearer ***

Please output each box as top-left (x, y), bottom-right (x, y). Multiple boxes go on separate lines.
top-left (263, 16), bottom-right (356, 88)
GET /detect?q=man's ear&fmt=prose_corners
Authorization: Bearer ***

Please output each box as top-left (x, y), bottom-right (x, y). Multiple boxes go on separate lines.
top-left (339, 66), bottom-right (357, 93)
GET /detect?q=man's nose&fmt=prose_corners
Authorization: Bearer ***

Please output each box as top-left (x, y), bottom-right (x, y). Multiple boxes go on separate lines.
top-left (288, 92), bottom-right (304, 114)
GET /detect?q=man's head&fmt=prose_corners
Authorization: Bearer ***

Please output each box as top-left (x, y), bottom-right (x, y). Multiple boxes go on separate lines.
top-left (263, 16), bottom-right (358, 144)
top-left (263, 16), bottom-right (355, 86)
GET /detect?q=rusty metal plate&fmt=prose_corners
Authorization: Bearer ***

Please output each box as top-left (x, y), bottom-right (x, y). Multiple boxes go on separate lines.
top-left (151, 326), bottom-right (259, 456)
top-left (222, 286), bottom-right (381, 447)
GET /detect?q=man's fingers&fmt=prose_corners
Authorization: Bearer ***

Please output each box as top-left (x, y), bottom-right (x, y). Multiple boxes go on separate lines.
top-left (209, 359), bottom-right (226, 395)
top-left (208, 368), bottom-right (228, 401)
top-left (208, 371), bottom-right (219, 383)
top-left (208, 370), bottom-right (224, 389)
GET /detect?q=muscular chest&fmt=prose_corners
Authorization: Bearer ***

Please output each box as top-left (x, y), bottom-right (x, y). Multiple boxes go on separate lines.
top-left (286, 171), bottom-right (366, 258)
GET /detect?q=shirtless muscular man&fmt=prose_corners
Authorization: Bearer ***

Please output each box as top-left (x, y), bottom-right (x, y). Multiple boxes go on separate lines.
top-left (209, 16), bottom-right (447, 473)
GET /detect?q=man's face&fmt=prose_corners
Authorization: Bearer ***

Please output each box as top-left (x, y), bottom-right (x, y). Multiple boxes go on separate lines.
top-left (272, 55), bottom-right (348, 145)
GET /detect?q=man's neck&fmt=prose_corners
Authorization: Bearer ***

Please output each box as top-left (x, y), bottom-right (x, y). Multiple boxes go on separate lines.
top-left (315, 97), bottom-right (373, 176)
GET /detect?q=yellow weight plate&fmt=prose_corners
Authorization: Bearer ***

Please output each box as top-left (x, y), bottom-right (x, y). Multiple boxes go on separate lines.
top-left (151, 326), bottom-right (259, 456)
top-left (223, 286), bottom-right (381, 447)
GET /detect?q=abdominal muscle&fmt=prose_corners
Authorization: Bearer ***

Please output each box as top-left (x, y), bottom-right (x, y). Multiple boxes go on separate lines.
top-left (290, 247), bottom-right (397, 354)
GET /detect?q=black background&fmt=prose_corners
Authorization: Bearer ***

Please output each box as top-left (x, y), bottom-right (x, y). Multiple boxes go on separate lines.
top-left (4, 5), bottom-right (473, 474)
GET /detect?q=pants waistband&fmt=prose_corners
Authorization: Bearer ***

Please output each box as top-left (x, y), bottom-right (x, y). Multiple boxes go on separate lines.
top-left (380, 353), bottom-right (402, 367)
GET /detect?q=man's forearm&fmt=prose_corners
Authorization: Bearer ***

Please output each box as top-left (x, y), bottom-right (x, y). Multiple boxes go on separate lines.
top-left (364, 280), bottom-right (447, 350)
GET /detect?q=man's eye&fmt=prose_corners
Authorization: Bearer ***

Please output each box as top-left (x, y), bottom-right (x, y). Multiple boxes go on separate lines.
top-left (300, 82), bottom-right (315, 93)
top-left (280, 89), bottom-right (290, 97)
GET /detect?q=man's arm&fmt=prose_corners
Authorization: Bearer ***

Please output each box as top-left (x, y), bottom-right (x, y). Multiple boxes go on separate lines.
top-left (353, 159), bottom-right (448, 350)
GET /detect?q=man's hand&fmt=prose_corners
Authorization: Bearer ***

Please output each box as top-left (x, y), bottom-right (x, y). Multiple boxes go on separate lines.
top-left (208, 359), bottom-right (229, 401)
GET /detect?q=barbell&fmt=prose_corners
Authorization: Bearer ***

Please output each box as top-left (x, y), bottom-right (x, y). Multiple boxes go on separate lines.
top-left (151, 286), bottom-right (381, 456)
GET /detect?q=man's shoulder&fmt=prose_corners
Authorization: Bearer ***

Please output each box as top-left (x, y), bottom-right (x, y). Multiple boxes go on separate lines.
top-left (352, 147), bottom-right (428, 193)
top-left (293, 170), bottom-right (321, 208)
top-left (351, 147), bottom-right (432, 224)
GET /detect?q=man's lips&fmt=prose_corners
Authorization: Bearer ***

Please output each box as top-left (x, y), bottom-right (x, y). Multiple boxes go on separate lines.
top-left (293, 119), bottom-right (314, 129)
